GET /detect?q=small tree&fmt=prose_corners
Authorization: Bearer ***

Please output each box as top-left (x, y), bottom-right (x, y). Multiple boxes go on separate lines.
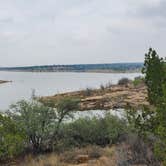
top-left (55, 97), bottom-right (80, 132)
top-left (154, 83), bottom-right (166, 163)
top-left (142, 48), bottom-right (164, 105)
top-left (8, 100), bottom-right (57, 152)
top-left (8, 98), bottom-right (80, 153)
top-left (141, 48), bottom-right (166, 163)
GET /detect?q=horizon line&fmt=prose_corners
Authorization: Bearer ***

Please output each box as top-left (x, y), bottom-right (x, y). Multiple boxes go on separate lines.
top-left (0, 62), bottom-right (143, 68)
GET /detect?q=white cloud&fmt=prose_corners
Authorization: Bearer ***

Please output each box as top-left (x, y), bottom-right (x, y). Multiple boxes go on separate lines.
top-left (0, 0), bottom-right (165, 66)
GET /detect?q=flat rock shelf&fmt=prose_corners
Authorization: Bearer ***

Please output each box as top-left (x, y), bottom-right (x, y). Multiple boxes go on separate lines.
top-left (40, 83), bottom-right (149, 111)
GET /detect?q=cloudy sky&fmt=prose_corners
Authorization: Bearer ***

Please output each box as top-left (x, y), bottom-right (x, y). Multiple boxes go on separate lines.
top-left (0, 0), bottom-right (166, 66)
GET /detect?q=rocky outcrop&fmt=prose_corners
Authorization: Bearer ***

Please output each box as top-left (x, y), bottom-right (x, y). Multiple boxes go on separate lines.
top-left (40, 83), bottom-right (149, 111)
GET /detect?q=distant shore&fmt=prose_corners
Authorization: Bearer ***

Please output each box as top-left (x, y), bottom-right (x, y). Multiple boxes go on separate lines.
top-left (0, 63), bottom-right (143, 73)
top-left (0, 69), bottom-right (141, 73)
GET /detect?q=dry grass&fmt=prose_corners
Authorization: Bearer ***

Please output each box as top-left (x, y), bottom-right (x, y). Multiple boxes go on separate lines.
top-left (59, 146), bottom-right (104, 164)
top-left (5, 139), bottom-right (158, 166)
top-left (17, 153), bottom-right (65, 166)
top-left (15, 146), bottom-right (116, 166)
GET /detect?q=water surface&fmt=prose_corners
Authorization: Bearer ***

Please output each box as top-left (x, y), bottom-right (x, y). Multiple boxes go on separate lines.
top-left (0, 71), bottom-right (141, 110)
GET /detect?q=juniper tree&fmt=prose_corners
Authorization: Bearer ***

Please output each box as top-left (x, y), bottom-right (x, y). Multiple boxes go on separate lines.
top-left (142, 48), bottom-right (165, 106)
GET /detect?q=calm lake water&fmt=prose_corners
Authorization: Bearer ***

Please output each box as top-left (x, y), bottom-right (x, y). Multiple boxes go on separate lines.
top-left (0, 71), bottom-right (141, 111)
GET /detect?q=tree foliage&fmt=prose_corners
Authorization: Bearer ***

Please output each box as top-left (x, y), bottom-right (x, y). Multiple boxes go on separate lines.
top-left (141, 48), bottom-right (166, 164)
top-left (56, 113), bottom-right (127, 149)
top-left (8, 100), bottom-right (57, 152)
top-left (142, 48), bottom-right (165, 105)
top-left (7, 98), bottom-right (80, 153)
top-left (0, 114), bottom-right (26, 160)
top-left (126, 48), bottom-right (166, 164)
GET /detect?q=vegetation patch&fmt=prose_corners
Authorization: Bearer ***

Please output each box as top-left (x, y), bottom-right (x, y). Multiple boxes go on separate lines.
top-left (1, 48), bottom-right (166, 165)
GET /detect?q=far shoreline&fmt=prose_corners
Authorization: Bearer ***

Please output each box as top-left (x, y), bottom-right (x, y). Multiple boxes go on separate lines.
top-left (0, 69), bottom-right (142, 74)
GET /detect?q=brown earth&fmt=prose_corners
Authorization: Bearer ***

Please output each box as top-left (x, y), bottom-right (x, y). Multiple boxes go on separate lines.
top-left (40, 83), bottom-right (149, 111)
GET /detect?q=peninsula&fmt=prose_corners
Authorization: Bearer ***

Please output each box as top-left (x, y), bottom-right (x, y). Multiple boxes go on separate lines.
top-left (40, 79), bottom-right (148, 111)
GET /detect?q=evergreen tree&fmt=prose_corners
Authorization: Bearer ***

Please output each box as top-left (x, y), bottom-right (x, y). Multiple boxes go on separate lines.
top-left (142, 48), bottom-right (164, 106)
top-left (142, 48), bottom-right (166, 164)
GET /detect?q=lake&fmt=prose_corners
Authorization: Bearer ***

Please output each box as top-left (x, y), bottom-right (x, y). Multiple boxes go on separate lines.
top-left (0, 71), bottom-right (141, 110)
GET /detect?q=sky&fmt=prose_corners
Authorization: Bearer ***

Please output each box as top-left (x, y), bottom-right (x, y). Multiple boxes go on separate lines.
top-left (0, 0), bottom-right (166, 67)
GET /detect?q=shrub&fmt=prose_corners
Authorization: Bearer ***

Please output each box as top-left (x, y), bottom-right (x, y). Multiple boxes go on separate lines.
top-left (7, 98), bottom-right (80, 153)
top-left (105, 82), bottom-right (112, 88)
top-left (133, 76), bottom-right (144, 87)
top-left (60, 113), bottom-right (127, 148)
top-left (100, 82), bottom-right (112, 91)
top-left (117, 133), bottom-right (160, 166)
top-left (83, 88), bottom-right (93, 96)
top-left (0, 114), bottom-right (26, 161)
top-left (100, 84), bottom-right (105, 91)
top-left (8, 100), bottom-right (57, 153)
top-left (118, 78), bottom-right (131, 85)
top-left (126, 107), bottom-right (156, 137)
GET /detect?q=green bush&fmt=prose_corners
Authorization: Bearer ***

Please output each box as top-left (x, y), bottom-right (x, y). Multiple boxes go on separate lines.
top-left (8, 100), bottom-right (57, 153)
top-left (59, 113), bottom-right (127, 148)
top-left (0, 114), bottom-right (26, 160)
top-left (132, 76), bottom-right (144, 87)
top-left (118, 78), bottom-right (131, 85)
top-left (7, 98), bottom-right (80, 153)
